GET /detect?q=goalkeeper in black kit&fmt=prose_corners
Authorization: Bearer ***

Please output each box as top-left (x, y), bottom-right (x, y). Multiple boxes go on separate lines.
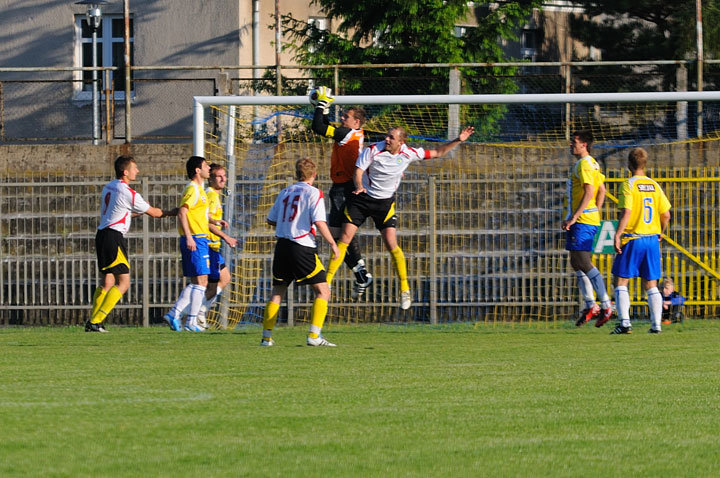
top-left (310, 86), bottom-right (373, 300)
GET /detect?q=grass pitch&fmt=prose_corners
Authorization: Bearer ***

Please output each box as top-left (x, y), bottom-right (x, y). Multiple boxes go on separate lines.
top-left (1, 321), bottom-right (719, 477)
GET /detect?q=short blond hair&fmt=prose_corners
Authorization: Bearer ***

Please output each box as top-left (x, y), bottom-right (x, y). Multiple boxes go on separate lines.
top-left (628, 147), bottom-right (648, 171)
top-left (389, 126), bottom-right (408, 142)
top-left (295, 157), bottom-right (317, 181)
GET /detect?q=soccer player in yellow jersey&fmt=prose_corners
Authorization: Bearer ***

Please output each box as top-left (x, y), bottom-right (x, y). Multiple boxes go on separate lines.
top-left (610, 148), bottom-right (671, 334)
top-left (164, 156), bottom-right (228, 332)
top-left (197, 164), bottom-right (238, 329)
top-left (562, 130), bottom-right (613, 327)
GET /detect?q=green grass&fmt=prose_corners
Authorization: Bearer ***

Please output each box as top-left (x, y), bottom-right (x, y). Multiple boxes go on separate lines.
top-left (1, 321), bottom-right (719, 477)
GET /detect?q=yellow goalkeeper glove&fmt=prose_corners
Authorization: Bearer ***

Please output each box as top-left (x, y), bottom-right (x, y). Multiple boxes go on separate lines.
top-left (314, 86), bottom-right (334, 114)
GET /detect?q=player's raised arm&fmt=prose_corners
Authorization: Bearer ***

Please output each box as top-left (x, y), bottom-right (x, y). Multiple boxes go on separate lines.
top-left (310, 87), bottom-right (337, 138)
top-left (426, 126), bottom-right (475, 159)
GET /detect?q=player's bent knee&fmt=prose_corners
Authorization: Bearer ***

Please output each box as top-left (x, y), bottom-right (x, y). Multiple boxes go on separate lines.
top-left (313, 282), bottom-right (331, 300)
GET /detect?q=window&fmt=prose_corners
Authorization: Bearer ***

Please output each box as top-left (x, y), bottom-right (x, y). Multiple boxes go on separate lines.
top-left (307, 17), bottom-right (328, 54)
top-left (521, 28), bottom-right (538, 61)
top-left (74, 15), bottom-right (134, 100)
top-left (308, 17), bottom-right (328, 31)
top-left (454, 26), bottom-right (475, 38)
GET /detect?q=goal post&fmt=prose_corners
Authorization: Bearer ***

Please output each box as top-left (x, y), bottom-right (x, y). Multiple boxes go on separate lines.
top-left (194, 91), bottom-right (720, 329)
top-left (193, 91), bottom-right (720, 156)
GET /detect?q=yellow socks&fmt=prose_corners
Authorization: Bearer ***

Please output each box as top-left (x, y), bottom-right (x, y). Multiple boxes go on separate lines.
top-left (91, 286), bottom-right (123, 324)
top-left (308, 298), bottom-right (328, 339)
top-left (390, 246), bottom-right (410, 292)
top-left (262, 301), bottom-right (281, 341)
top-left (325, 241), bottom-right (349, 285)
top-left (91, 287), bottom-right (107, 318)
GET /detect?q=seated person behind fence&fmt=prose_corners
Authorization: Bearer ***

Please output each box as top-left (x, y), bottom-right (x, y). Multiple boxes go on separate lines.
top-left (661, 278), bottom-right (685, 324)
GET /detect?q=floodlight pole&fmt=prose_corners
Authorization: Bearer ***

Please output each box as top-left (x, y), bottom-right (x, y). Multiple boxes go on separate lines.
top-left (697, 0), bottom-right (703, 138)
top-left (77, 1), bottom-right (107, 145)
top-left (91, 22), bottom-right (99, 145)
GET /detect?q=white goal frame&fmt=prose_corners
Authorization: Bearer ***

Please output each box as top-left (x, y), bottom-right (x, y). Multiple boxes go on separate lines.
top-left (192, 91), bottom-right (720, 157)
top-left (192, 90), bottom-right (720, 324)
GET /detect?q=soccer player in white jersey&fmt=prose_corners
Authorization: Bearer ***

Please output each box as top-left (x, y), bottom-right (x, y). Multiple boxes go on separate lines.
top-left (562, 130), bottom-right (614, 328)
top-left (88, 155), bottom-right (177, 332)
top-left (325, 125), bottom-right (474, 310)
top-left (310, 86), bottom-right (373, 300)
top-left (261, 158), bottom-right (339, 347)
top-left (610, 147), bottom-right (671, 334)
top-left (196, 164), bottom-right (237, 330)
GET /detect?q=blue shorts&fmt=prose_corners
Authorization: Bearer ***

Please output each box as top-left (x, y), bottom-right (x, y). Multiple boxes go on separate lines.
top-left (565, 223), bottom-right (598, 251)
top-left (208, 247), bottom-right (226, 281)
top-left (612, 235), bottom-right (661, 280)
top-left (180, 235), bottom-right (210, 277)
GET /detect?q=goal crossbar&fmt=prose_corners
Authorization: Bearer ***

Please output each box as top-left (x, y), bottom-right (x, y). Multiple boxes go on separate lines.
top-left (193, 91), bottom-right (720, 156)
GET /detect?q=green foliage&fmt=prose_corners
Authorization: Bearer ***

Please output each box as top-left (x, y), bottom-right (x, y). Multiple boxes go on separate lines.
top-left (280, 1), bottom-right (541, 137)
top-left (284, 1), bottom-right (541, 77)
top-left (570, 1), bottom-right (720, 90)
top-left (1, 323), bottom-right (720, 475)
top-left (571, 1), bottom-right (720, 61)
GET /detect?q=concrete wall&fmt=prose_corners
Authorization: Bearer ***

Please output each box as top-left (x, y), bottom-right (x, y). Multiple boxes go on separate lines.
top-left (2, 141), bottom-right (718, 179)
top-left (0, 1), bottom-right (327, 141)
top-left (0, 143), bottom-right (191, 177)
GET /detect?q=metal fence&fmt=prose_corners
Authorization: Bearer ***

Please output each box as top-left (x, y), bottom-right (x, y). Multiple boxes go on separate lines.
top-left (2, 155), bottom-right (719, 326)
top-left (3, 60), bottom-right (720, 143)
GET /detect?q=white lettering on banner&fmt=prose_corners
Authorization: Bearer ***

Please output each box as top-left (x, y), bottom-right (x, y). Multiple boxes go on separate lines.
top-left (593, 221), bottom-right (617, 254)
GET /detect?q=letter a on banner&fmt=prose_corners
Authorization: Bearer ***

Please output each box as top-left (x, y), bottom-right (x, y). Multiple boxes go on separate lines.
top-left (593, 221), bottom-right (618, 254)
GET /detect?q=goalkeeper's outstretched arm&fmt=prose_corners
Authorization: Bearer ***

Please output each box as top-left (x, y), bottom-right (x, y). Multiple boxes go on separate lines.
top-left (310, 86), bottom-right (351, 141)
top-left (312, 106), bottom-right (335, 138)
top-left (312, 108), bottom-right (355, 142)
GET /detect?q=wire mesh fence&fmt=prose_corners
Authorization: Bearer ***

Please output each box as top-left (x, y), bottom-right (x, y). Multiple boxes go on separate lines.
top-left (1, 61), bottom-right (718, 143)
top-left (2, 62), bottom-right (720, 326)
top-left (1, 159), bottom-right (718, 326)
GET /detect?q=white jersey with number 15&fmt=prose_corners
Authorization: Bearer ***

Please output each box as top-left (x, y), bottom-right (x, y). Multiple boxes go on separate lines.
top-left (267, 181), bottom-right (326, 248)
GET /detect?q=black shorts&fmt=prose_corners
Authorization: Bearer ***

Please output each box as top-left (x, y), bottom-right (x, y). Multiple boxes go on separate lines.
top-left (272, 238), bottom-right (327, 286)
top-left (344, 192), bottom-right (397, 230)
top-left (327, 181), bottom-right (355, 228)
top-left (95, 228), bottom-right (130, 275)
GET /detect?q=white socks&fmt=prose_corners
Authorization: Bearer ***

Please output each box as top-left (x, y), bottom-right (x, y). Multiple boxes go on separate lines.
top-left (614, 285), bottom-right (663, 330)
top-left (615, 285), bottom-right (631, 328)
top-left (186, 284), bottom-right (207, 324)
top-left (168, 284), bottom-right (193, 319)
top-left (168, 284), bottom-right (207, 328)
top-left (647, 287), bottom-right (662, 331)
top-left (200, 286), bottom-right (222, 317)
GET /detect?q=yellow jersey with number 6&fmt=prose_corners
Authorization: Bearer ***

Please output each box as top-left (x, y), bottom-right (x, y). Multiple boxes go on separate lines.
top-left (618, 175), bottom-right (671, 243)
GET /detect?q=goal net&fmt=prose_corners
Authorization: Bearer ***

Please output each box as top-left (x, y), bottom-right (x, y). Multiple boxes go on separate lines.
top-left (195, 92), bottom-right (720, 328)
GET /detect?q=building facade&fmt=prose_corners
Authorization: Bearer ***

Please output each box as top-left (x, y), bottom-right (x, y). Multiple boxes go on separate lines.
top-left (0, 1), bottom-right (586, 142)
